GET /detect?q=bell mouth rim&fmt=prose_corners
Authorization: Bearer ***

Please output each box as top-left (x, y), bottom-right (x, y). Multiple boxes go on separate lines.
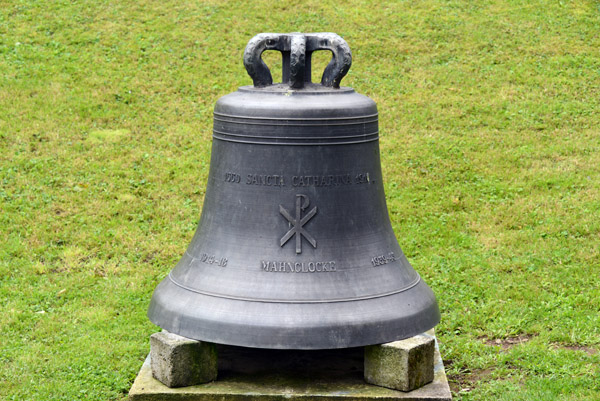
top-left (237, 83), bottom-right (355, 95)
top-left (148, 277), bottom-right (440, 350)
top-left (167, 271), bottom-right (422, 304)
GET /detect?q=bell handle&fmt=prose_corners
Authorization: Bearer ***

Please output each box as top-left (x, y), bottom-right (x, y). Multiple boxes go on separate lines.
top-left (243, 33), bottom-right (280, 88)
top-left (289, 35), bottom-right (306, 89)
top-left (243, 33), bottom-right (352, 89)
top-left (306, 33), bottom-right (352, 88)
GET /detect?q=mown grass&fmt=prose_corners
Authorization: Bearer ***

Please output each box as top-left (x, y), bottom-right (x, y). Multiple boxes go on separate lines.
top-left (1, 1), bottom-right (599, 400)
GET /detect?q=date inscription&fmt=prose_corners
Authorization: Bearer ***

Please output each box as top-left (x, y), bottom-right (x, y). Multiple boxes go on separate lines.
top-left (225, 172), bottom-right (241, 183)
top-left (371, 252), bottom-right (396, 267)
top-left (200, 253), bottom-right (228, 267)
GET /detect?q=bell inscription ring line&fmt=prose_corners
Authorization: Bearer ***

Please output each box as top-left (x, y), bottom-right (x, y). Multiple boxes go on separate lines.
top-left (279, 194), bottom-right (317, 254)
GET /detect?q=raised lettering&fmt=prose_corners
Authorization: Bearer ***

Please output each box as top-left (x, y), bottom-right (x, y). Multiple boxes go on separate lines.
top-left (260, 260), bottom-right (337, 273)
top-left (240, 172), bottom-right (372, 187)
top-left (200, 253), bottom-right (228, 267)
top-left (370, 252), bottom-right (397, 267)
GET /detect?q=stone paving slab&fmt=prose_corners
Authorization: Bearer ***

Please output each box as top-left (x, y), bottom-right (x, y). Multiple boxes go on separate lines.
top-left (129, 336), bottom-right (451, 401)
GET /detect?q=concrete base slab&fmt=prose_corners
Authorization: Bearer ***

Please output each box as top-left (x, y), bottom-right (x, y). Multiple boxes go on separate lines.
top-left (129, 337), bottom-right (451, 401)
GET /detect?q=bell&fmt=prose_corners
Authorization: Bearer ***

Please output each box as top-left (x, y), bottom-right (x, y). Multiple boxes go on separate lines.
top-left (148, 33), bottom-right (440, 349)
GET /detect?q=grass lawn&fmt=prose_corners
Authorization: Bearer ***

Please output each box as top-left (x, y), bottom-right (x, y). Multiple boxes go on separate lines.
top-left (1, 1), bottom-right (599, 400)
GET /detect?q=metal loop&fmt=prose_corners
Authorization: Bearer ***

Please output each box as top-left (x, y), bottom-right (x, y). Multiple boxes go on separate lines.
top-left (243, 33), bottom-right (281, 87)
top-left (289, 35), bottom-right (306, 89)
top-left (306, 33), bottom-right (352, 88)
top-left (243, 33), bottom-right (352, 89)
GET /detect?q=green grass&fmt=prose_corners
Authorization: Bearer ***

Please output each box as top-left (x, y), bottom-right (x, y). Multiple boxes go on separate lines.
top-left (1, 1), bottom-right (599, 400)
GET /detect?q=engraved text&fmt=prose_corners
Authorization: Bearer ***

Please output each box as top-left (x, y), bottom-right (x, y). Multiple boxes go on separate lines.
top-left (246, 174), bottom-right (286, 187)
top-left (261, 260), bottom-right (336, 273)
top-left (200, 253), bottom-right (228, 267)
top-left (371, 252), bottom-right (396, 267)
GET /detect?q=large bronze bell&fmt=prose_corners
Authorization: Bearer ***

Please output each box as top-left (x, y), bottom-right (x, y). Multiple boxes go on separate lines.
top-left (148, 33), bottom-right (440, 349)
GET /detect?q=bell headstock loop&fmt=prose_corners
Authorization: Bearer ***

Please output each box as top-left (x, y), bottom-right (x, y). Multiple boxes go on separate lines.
top-left (243, 32), bottom-right (352, 89)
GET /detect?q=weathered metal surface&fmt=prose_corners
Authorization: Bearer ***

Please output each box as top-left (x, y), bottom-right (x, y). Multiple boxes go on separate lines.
top-left (244, 32), bottom-right (351, 88)
top-left (147, 33), bottom-right (440, 349)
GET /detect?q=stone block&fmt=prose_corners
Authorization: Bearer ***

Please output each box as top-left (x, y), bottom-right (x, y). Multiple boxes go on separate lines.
top-left (364, 331), bottom-right (435, 392)
top-left (150, 331), bottom-right (217, 388)
top-left (128, 337), bottom-right (452, 400)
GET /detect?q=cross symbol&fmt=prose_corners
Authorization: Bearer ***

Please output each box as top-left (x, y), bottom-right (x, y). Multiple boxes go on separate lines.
top-left (279, 194), bottom-right (317, 254)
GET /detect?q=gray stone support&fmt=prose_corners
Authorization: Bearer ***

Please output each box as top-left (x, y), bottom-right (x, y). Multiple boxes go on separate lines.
top-left (129, 330), bottom-right (451, 400)
top-left (149, 331), bottom-right (217, 388)
top-left (364, 330), bottom-right (435, 392)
